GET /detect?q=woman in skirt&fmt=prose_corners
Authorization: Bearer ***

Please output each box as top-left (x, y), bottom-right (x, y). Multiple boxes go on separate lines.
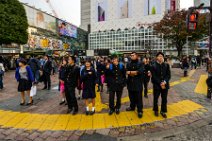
top-left (58, 58), bottom-right (67, 105)
top-left (15, 59), bottom-right (34, 106)
top-left (81, 59), bottom-right (98, 115)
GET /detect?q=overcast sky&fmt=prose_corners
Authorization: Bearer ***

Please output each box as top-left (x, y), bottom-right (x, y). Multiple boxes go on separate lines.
top-left (19, 0), bottom-right (194, 27)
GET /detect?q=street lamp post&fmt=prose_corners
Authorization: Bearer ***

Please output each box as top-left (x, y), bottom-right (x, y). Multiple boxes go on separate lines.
top-left (209, 0), bottom-right (212, 57)
top-left (186, 36), bottom-right (192, 56)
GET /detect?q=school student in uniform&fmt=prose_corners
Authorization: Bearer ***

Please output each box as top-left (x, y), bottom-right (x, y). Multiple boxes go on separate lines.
top-left (81, 59), bottom-right (98, 115)
top-left (151, 52), bottom-right (171, 118)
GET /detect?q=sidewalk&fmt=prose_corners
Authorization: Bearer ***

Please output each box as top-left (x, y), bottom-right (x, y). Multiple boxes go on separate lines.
top-left (0, 68), bottom-right (210, 141)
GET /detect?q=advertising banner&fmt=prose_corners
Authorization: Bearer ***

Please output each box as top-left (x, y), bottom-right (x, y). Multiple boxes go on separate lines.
top-left (58, 20), bottom-right (78, 38)
top-left (27, 35), bottom-right (63, 49)
top-left (24, 5), bottom-right (57, 33)
top-left (97, 0), bottom-right (107, 22)
top-left (118, 0), bottom-right (132, 19)
top-left (144, 0), bottom-right (162, 15)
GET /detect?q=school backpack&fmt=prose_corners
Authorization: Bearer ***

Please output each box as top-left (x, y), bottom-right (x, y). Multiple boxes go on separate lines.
top-left (109, 63), bottom-right (124, 71)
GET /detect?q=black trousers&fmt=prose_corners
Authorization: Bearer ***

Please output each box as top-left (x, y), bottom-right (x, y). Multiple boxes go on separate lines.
top-left (143, 78), bottom-right (150, 96)
top-left (207, 87), bottom-right (212, 99)
top-left (153, 88), bottom-right (168, 113)
top-left (109, 90), bottom-right (123, 110)
top-left (128, 90), bottom-right (143, 112)
top-left (43, 72), bottom-right (51, 88)
top-left (65, 86), bottom-right (78, 110)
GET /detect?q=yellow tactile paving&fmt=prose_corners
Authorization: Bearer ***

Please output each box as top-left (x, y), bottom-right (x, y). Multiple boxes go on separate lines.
top-left (0, 100), bottom-right (204, 131)
top-left (195, 75), bottom-right (207, 95)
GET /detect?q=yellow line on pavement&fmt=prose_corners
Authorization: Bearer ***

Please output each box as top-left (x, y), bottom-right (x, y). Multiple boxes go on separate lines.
top-left (195, 75), bottom-right (208, 95)
top-left (0, 100), bottom-right (204, 131)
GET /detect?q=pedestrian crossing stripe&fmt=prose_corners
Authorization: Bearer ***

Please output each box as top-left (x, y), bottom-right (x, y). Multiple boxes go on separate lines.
top-left (195, 75), bottom-right (207, 95)
top-left (0, 100), bottom-right (205, 131)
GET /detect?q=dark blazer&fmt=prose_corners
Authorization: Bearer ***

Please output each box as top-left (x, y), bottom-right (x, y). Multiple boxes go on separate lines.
top-left (81, 68), bottom-right (98, 90)
top-left (151, 62), bottom-right (171, 90)
top-left (43, 60), bottom-right (52, 74)
top-left (63, 64), bottom-right (80, 88)
top-left (59, 66), bottom-right (66, 81)
top-left (126, 60), bottom-right (143, 91)
top-left (106, 63), bottom-right (126, 91)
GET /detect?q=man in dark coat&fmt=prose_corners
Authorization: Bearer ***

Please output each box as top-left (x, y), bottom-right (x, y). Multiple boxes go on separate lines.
top-left (42, 55), bottom-right (52, 90)
top-left (28, 56), bottom-right (40, 83)
top-left (151, 52), bottom-right (171, 118)
top-left (106, 56), bottom-right (126, 115)
top-left (126, 52), bottom-right (144, 118)
top-left (63, 56), bottom-right (80, 115)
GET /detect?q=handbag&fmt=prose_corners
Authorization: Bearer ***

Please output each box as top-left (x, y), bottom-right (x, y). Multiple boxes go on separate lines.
top-left (30, 86), bottom-right (37, 97)
top-left (101, 75), bottom-right (105, 84)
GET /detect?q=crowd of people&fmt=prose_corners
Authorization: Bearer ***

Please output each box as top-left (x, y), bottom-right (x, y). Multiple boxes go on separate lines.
top-left (1, 52), bottom-right (172, 119)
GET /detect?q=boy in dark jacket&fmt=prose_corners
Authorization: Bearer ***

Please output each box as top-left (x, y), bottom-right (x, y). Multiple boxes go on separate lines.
top-left (63, 56), bottom-right (80, 115)
top-left (126, 52), bottom-right (144, 118)
top-left (106, 56), bottom-right (126, 115)
top-left (151, 52), bottom-right (171, 118)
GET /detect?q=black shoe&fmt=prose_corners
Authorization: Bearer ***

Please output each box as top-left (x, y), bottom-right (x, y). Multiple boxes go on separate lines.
top-left (138, 112), bottom-right (143, 118)
top-left (160, 112), bottom-right (167, 118)
top-left (67, 108), bottom-right (73, 114)
top-left (59, 100), bottom-right (65, 105)
top-left (72, 109), bottom-right (78, 115)
top-left (20, 102), bottom-right (25, 106)
top-left (42, 87), bottom-right (47, 90)
top-left (144, 95), bottom-right (148, 98)
top-left (108, 110), bottom-right (114, 115)
top-left (115, 109), bottom-right (120, 115)
top-left (126, 107), bottom-right (135, 111)
top-left (26, 100), bottom-right (33, 106)
top-left (154, 111), bottom-right (159, 117)
top-left (85, 109), bottom-right (89, 115)
top-left (90, 110), bottom-right (95, 115)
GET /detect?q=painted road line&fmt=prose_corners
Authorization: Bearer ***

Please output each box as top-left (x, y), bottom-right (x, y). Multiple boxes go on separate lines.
top-left (195, 75), bottom-right (207, 95)
top-left (0, 100), bottom-right (205, 131)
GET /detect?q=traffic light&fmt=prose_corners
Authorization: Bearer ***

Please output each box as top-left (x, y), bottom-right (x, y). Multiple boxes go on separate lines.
top-left (187, 11), bottom-right (199, 31)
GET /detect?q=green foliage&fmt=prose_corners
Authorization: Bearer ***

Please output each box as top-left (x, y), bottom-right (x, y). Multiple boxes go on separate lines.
top-left (154, 10), bottom-right (208, 57)
top-left (151, 6), bottom-right (156, 15)
top-left (0, 0), bottom-right (28, 44)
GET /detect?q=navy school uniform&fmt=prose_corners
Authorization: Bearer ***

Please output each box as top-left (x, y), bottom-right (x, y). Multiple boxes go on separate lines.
top-left (126, 60), bottom-right (144, 112)
top-left (81, 68), bottom-right (98, 99)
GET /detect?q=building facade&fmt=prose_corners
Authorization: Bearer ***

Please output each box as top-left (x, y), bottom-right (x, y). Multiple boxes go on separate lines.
top-left (86, 0), bottom-right (181, 54)
top-left (80, 0), bottom-right (91, 32)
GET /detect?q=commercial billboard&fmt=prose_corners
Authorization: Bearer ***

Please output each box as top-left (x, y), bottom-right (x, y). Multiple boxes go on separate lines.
top-left (27, 35), bottom-right (63, 49)
top-left (58, 20), bottom-right (78, 38)
top-left (97, 0), bottom-right (108, 22)
top-left (144, 0), bottom-right (162, 15)
top-left (118, 0), bottom-right (132, 19)
top-left (194, 0), bottom-right (210, 7)
top-left (24, 5), bottom-right (57, 33)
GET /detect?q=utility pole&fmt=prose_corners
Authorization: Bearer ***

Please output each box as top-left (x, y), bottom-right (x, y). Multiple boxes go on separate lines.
top-left (209, 0), bottom-right (212, 57)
